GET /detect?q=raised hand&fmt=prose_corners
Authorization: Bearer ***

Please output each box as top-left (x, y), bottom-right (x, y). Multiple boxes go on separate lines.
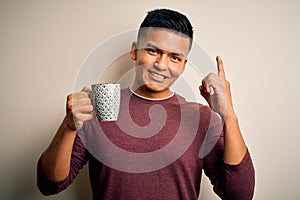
top-left (199, 56), bottom-right (235, 119)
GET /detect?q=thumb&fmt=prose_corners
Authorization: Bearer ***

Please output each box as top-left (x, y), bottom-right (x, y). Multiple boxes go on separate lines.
top-left (82, 86), bottom-right (91, 92)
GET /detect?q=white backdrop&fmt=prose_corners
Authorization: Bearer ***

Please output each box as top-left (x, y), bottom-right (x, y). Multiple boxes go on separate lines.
top-left (0, 0), bottom-right (299, 199)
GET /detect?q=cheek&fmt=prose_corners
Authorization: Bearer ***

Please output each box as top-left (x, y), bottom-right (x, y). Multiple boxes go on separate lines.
top-left (136, 52), bottom-right (156, 66)
top-left (135, 60), bottom-right (148, 78)
top-left (168, 64), bottom-right (184, 77)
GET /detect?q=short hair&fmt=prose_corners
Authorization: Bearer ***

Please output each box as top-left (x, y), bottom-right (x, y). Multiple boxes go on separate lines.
top-left (137, 8), bottom-right (194, 50)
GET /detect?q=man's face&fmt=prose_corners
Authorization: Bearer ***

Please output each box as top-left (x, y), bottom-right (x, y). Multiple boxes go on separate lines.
top-left (130, 28), bottom-right (190, 94)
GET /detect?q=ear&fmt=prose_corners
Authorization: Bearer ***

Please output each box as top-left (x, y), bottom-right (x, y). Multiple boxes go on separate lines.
top-left (130, 42), bottom-right (137, 61)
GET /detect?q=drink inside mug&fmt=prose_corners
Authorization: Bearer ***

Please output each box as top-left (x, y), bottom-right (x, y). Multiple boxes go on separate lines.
top-left (91, 83), bottom-right (121, 121)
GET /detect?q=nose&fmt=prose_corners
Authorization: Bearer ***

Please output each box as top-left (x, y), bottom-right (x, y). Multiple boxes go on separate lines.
top-left (154, 54), bottom-right (168, 71)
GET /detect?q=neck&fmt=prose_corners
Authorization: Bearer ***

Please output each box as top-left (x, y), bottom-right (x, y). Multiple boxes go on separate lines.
top-left (130, 80), bottom-right (174, 99)
top-left (134, 86), bottom-right (173, 99)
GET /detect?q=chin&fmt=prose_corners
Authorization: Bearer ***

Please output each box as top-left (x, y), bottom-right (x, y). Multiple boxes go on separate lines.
top-left (144, 82), bottom-right (169, 92)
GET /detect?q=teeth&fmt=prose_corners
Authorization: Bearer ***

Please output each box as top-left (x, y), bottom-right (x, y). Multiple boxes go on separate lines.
top-left (151, 71), bottom-right (165, 79)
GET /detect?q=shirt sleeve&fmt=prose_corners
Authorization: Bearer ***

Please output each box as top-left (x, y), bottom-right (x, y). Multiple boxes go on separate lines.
top-left (203, 112), bottom-right (255, 200)
top-left (36, 132), bottom-right (89, 196)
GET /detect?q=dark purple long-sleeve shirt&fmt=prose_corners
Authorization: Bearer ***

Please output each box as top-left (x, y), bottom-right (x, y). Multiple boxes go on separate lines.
top-left (37, 88), bottom-right (255, 199)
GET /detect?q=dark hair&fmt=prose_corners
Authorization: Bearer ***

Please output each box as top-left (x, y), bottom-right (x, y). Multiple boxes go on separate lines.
top-left (138, 8), bottom-right (194, 50)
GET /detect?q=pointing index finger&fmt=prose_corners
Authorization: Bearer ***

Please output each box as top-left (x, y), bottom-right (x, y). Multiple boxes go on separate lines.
top-left (217, 56), bottom-right (226, 80)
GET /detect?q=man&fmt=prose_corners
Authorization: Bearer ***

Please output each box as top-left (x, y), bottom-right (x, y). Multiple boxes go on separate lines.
top-left (37, 9), bottom-right (255, 199)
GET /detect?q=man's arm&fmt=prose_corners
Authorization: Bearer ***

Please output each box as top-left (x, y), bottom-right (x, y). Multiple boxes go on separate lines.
top-left (40, 86), bottom-right (93, 182)
top-left (200, 56), bottom-right (254, 199)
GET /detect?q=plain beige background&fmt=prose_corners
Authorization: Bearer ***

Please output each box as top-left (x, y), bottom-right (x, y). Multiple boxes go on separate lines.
top-left (1, 0), bottom-right (299, 199)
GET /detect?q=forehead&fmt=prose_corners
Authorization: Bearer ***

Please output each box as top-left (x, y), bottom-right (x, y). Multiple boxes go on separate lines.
top-left (138, 28), bottom-right (190, 57)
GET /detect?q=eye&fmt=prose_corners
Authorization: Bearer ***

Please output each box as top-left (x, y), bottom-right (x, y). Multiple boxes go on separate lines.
top-left (171, 55), bottom-right (181, 62)
top-left (146, 48), bottom-right (158, 55)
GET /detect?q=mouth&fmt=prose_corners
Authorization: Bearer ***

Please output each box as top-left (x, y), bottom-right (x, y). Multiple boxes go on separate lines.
top-left (148, 70), bottom-right (168, 80)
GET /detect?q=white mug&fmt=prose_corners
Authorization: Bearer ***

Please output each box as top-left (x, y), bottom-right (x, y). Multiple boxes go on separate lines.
top-left (91, 83), bottom-right (120, 121)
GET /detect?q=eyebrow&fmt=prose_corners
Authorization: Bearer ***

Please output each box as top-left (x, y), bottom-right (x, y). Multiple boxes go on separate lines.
top-left (145, 43), bottom-right (186, 58)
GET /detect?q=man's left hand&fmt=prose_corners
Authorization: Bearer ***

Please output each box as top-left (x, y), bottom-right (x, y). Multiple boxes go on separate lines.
top-left (199, 56), bottom-right (235, 119)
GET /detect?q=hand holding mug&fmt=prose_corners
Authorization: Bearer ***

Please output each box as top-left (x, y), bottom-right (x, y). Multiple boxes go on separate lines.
top-left (65, 86), bottom-right (94, 130)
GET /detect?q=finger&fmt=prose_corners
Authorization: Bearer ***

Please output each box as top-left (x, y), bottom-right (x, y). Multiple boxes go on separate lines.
top-left (68, 87), bottom-right (91, 100)
top-left (66, 94), bottom-right (73, 113)
top-left (73, 104), bottom-right (94, 113)
top-left (67, 93), bottom-right (73, 102)
top-left (72, 91), bottom-right (91, 99)
top-left (217, 56), bottom-right (226, 80)
top-left (67, 93), bottom-right (92, 109)
top-left (199, 85), bottom-right (207, 94)
top-left (201, 79), bottom-right (211, 94)
top-left (72, 98), bottom-right (92, 106)
top-left (199, 85), bottom-right (210, 96)
top-left (202, 73), bottom-right (222, 93)
top-left (199, 85), bottom-right (212, 106)
top-left (82, 86), bottom-right (91, 92)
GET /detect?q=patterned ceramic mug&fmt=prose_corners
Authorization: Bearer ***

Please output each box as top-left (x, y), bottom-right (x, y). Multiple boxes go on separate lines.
top-left (91, 83), bottom-right (120, 121)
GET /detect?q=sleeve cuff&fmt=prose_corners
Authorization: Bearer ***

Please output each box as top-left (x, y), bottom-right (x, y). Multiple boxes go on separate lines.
top-left (223, 148), bottom-right (254, 172)
top-left (36, 154), bottom-right (70, 195)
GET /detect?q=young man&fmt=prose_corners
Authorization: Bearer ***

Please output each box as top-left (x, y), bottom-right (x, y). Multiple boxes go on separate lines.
top-left (37, 9), bottom-right (255, 199)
